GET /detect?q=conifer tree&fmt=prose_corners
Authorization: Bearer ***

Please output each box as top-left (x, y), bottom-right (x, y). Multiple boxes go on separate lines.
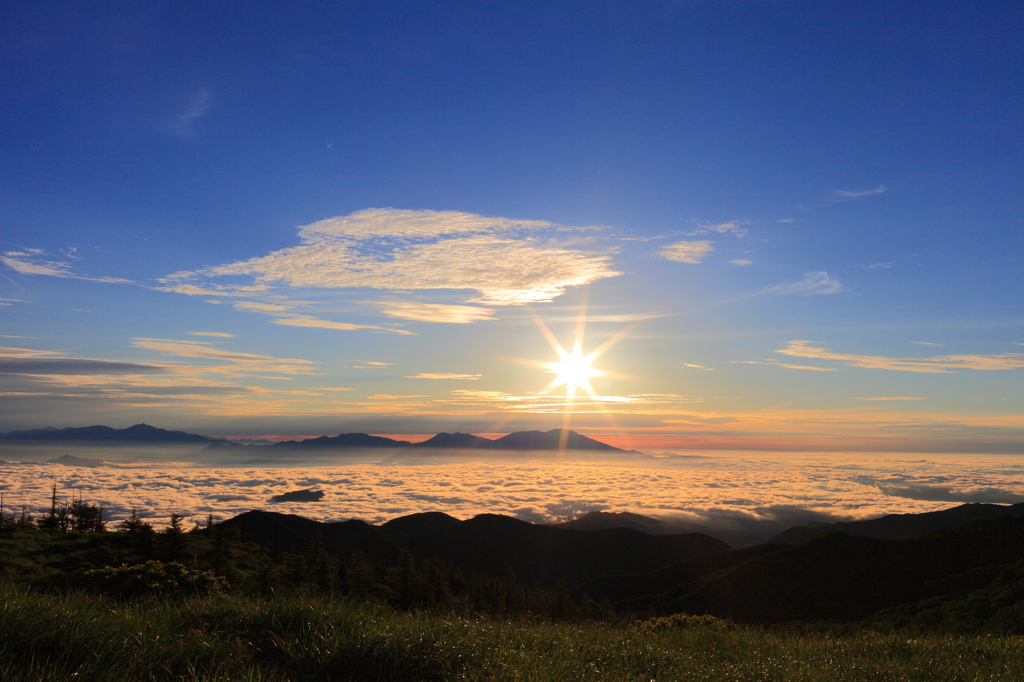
top-left (163, 513), bottom-right (185, 561)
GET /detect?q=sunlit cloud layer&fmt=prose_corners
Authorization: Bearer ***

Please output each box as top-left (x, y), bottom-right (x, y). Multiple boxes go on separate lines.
top-left (168, 209), bottom-right (622, 306)
top-left (4, 451), bottom-right (1024, 547)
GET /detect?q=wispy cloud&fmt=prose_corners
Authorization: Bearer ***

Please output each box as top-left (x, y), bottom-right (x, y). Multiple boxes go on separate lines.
top-left (776, 340), bottom-right (1024, 373)
top-left (0, 352), bottom-right (170, 376)
top-left (910, 341), bottom-right (943, 347)
top-left (657, 240), bottom-right (713, 264)
top-left (757, 271), bottom-right (843, 295)
top-left (155, 283), bottom-right (272, 297)
top-left (171, 209), bottom-right (621, 307)
top-left (367, 394), bottom-right (430, 400)
top-left (857, 262), bottom-right (894, 270)
top-left (829, 185), bottom-right (887, 201)
top-left (170, 88), bottom-right (211, 137)
top-left (682, 363), bottom-right (714, 371)
top-left (730, 259), bottom-right (753, 266)
top-left (405, 373), bottom-right (482, 380)
top-left (686, 220), bottom-right (748, 237)
top-left (271, 315), bottom-right (415, 335)
top-left (1, 250), bottom-right (133, 284)
top-left (0, 347), bottom-right (65, 359)
top-left (854, 397), bottom-right (924, 401)
top-left (131, 338), bottom-right (319, 375)
top-left (230, 300), bottom-right (414, 335)
top-left (233, 301), bottom-right (295, 313)
top-left (350, 361), bottom-right (394, 369)
top-left (732, 359), bottom-right (838, 371)
top-left (379, 301), bottom-right (495, 324)
top-left (187, 332), bottom-right (234, 338)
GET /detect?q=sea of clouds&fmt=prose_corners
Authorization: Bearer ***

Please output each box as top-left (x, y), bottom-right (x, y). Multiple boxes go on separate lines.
top-left (3, 446), bottom-right (1024, 547)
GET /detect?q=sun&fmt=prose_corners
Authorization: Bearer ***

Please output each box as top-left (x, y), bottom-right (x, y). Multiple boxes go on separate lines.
top-left (545, 347), bottom-right (602, 397)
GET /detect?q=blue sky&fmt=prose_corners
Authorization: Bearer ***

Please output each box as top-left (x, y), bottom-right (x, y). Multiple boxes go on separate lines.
top-left (2, 0), bottom-right (1022, 452)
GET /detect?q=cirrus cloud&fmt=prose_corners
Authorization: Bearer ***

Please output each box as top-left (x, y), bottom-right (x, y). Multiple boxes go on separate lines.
top-left (379, 301), bottom-right (496, 324)
top-left (270, 315), bottom-right (414, 335)
top-left (2, 250), bottom-right (134, 284)
top-left (758, 271), bottom-right (843, 295)
top-left (776, 340), bottom-right (1024, 373)
top-left (686, 220), bottom-right (749, 237)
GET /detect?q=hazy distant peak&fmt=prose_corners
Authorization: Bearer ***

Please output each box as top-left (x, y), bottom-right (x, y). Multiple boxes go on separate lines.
top-left (0, 424), bottom-right (213, 443)
top-left (410, 432), bottom-right (494, 448)
top-left (47, 454), bottom-right (108, 467)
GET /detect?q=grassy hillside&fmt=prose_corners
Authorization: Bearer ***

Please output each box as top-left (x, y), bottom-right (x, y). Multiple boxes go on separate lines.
top-left (3, 587), bottom-right (1024, 681)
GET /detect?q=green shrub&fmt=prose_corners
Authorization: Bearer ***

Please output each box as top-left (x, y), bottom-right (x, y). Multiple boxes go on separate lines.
top-left (633, 611), bottom-right (733, 633)
top-left (83, 560), bottom-right (227, 598)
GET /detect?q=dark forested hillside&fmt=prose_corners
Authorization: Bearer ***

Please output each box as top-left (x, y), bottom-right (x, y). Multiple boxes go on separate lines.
top-left (582, 515), bottom-right (1024, 624)
top-left (769, 502), bottom-right (1024, 544)
top-left (219, 510), bottom-right (728, 587)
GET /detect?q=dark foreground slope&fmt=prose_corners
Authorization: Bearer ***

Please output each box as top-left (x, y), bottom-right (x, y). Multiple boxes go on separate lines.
top-left (581, 515), bottom-right (1024, 624)
top-left (219, 510), bottom-right (727, 587)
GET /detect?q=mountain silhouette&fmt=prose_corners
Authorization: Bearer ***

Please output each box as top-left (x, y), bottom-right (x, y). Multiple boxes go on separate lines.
top-left (47, 454), bottom-right (109, 467)
top-left (268, 489), bottom-right (325, 503)
top-left (555, 511), bottom-right (671, 534)
top-left (7, 423), bottom-right (629, 453)
top-left (218, 510), bottom-right (727, 587)
top-left (268, 433), bottom-right (414, 449)
top-left (0, 423), bottom-right (214, 443)
top-left (380, 511), bottom-right (463, 534)
top-left (769, 502), bottom-right (1024, 543)
top-left (409, 432), bottom-right (494, 448)
top-left (485, 429), bottom-right (623, 451)
top-left (218, 510), bottom-right (405, 563)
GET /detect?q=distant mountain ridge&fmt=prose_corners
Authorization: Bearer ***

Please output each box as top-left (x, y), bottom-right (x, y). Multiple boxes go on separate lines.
top-left (1, 423), bottom-right (630, 452)
top-left (268, 428), bottom-right (626, 448)
top-left (237, 428), bottom-right (628, 452)
top-left (0, 423), bottom-right (215, 443)
top-left (269, 433), bottom-right (414, 449)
